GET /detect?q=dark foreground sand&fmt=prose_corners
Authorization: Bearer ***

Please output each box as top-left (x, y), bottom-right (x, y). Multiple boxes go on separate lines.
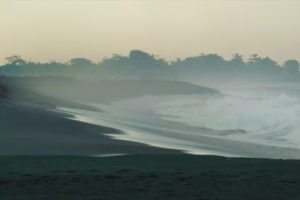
top-left (0, 155), bottom-right (300, 200)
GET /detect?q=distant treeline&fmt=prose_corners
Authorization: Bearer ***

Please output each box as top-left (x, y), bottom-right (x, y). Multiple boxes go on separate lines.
top-left (0, 50), bottom-right (299, 82)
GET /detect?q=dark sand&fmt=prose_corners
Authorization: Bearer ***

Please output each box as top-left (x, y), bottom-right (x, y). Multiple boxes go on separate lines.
top-left (1, 79), bottom-right (300, 199)
top-left (0, 155), bottom-right (300, 200)
top-left (0, 99), bottom-right (180, 155)
top-left (0, 77), bottom-right (218, 155)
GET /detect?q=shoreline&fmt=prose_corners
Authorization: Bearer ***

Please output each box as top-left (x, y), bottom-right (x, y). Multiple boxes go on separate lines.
top-left (2, 76), bottom-right (300, 159)
top-left (0, 99), bottom-right (182, 155)
top-left (59, 97), bottom-right (300, 159)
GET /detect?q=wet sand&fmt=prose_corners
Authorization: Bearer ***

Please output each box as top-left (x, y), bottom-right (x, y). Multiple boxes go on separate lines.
top-left (0, 99), bottom-right (180, 155)
top-left (0, 155), bottom-right (300, 200)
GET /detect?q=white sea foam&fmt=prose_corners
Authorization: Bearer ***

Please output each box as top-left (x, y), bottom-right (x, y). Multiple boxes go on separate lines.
top-left (58, 87), bottom-right (300, 158)
top-left (154, 90), bottom-right (300, 147)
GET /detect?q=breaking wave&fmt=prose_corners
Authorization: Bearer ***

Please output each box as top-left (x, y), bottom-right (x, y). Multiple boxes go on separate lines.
top-left (154, 90), bottom-right (300, 147)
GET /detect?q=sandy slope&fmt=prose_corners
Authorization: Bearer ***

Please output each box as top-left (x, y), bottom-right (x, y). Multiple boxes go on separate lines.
top-left (0, 77), bottom-right (218, 155)
top-left (0, 99), bottom-right (180, 155)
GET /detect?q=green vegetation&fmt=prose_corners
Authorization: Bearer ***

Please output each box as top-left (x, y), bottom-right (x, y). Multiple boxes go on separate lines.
top-left (0, 50), bottom-right (299, 82)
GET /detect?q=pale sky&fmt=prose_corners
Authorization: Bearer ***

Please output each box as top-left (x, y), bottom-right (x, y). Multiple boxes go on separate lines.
top-left (0, 0), bottom-right (299, 64)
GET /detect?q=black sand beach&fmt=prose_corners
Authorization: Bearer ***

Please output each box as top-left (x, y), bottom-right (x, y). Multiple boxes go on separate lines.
top-left (0, 155), bottom-right (300, 200)
top-left (0, 77), bottom-right (218, 155)
top-left (0, 99), bottom-right (180, 155)
top-left (1, 79), bottom-right (300, 199)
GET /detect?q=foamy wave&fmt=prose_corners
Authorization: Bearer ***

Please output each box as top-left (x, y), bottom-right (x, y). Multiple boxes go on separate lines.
top-left (154, 92), bottom-right (300, 146)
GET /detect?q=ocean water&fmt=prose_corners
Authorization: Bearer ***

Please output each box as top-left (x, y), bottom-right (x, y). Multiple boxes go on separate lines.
top-left (154, 91), bottom-right (300, 147)
top-left (59, 86), bottom-right (300, 159)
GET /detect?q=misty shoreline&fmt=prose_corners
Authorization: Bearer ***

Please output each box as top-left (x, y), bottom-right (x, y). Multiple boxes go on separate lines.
top-left (2, 76), bottom-right (300, 158)
top-left (60, 95), bottom-right (300, 159)
top-left (0, 98), bottom-right (183, 155)
top-left (1, 77), bottom-right (219, 156)
top-left (1, 76), bottom-right (300, 200)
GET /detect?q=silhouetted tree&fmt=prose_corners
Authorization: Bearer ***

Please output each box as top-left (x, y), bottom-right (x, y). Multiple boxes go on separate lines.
top-left (0, 51), bottom-right (299, 82)
top-left (231, 54), bottom-right (244, 66)
top-left (283, 60), bottom-right (299, 80)
top-left (5, 55), bottom-right (26, 66)
top-left (70, 58), bottom-right (94, 66)
top-left (246, 54), bottom-right (283, 80)
top-left (284, 60), bottom-right (299, 74)
top-left (248, 54), bottom-right (261, 64)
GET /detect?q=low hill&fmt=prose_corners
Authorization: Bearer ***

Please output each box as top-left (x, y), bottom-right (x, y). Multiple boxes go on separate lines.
top-left (0, 76), bottom-right (219, 105)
